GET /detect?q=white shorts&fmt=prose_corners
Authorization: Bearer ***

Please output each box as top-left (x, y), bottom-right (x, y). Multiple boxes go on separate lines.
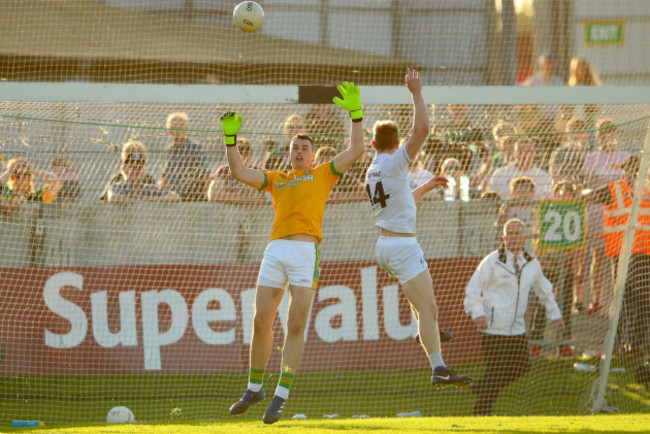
top-left (375, 236), bottom-right (428, 285)
top-left (257, 239), bottom-right (320, 290)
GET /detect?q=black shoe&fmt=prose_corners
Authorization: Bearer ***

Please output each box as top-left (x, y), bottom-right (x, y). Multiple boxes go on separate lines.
top-left (229, 388), bottom-right (265, 415)
top-left (431, 366), bottom-right (474, 389)
top-left (262, 395), bottom-right (286, 425)
top-left (415, 329), bottom-right (453, 344)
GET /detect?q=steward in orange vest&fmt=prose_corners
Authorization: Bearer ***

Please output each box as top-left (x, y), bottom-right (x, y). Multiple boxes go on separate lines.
top-left (587, 155), bottom-right (650, 357)
top-left (601, 157), bottom-right (650, 258)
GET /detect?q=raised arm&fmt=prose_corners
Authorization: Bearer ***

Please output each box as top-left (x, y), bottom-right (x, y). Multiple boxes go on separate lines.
top-left (402, 68), bottom-right (430, 161)
top-left (412, 175), bottom-right (448, 205)
top-left (331, 82), bottom-right (365, 174)
top-left (220, 112), bottom-right (266, 190)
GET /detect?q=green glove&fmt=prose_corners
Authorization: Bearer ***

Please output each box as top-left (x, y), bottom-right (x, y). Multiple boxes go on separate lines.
top-left (333, 82), bottom-right (363, 121)
top-left (220, 111), bottom-right (243, 146)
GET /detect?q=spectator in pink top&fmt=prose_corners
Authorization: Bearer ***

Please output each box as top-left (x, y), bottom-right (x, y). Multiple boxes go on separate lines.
top-left (583, 118), bottom-right (629, 187)
top-left (581, 118), bottom-right (629, 315)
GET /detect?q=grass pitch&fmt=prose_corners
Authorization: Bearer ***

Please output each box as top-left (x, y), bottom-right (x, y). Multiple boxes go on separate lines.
top-left (1, 355), bottom-right (649, 429)
top-left (4, 415), bottom-right (649, 433)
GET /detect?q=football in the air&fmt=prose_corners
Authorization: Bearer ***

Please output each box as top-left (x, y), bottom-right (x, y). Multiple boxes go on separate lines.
top-left (233, 1), bottom-right (265, 32)
top-left (106, 406), bottom-right (136, 424)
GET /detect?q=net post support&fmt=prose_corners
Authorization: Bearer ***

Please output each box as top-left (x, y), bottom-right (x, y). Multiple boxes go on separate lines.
top-left (591, 120), bottom-right (650, 413)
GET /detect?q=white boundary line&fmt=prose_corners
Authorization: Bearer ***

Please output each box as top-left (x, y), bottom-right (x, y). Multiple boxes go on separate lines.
top-left (1, 82), bottom-right (649, 105)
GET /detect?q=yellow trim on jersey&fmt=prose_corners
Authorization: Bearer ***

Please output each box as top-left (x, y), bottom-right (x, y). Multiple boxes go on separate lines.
top-left (311, 242), bottom-right (321, 290)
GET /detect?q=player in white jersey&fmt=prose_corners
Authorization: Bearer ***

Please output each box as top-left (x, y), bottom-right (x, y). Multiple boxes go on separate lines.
top-left (365, 68), bottom-right (473, 388)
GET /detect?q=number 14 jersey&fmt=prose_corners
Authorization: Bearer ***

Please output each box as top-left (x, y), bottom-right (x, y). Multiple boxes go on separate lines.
top-left (365, 146), bottom-right (417, 234)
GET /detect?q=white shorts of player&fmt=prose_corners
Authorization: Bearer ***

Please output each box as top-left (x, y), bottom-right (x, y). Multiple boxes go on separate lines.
top-left (375, 236), bottom-right (428, 285)
top-left (257, 239), bottom-right (320, 290)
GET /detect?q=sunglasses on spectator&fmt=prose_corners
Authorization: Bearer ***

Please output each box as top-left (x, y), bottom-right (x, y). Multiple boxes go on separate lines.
top-left (124, 157), bottom-right (145, 167)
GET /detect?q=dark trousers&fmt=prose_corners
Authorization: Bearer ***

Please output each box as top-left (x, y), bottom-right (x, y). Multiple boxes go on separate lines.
top-left (473, 333), bottom-right (530, 416)
top-left (529, 266), bottom-right (573, 345)
top-left (616, 253), bottom-right (650, 354)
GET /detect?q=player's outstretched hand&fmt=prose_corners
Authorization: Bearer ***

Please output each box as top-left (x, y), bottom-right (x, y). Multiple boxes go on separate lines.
top-left (333, 82), bottom-right (363, 121)
top-left (405, 68), bottom-right (422, 95)
top-left (424, 175), bottom-right (449, 191)
top-left (220, 111), bottom-right (243, 146)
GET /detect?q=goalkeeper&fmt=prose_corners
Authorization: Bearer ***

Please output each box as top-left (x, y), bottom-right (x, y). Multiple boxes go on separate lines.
top-left (221, 82), bottom-right (365, 425)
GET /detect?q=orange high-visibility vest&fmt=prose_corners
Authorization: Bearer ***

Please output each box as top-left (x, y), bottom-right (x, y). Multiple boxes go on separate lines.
top-left (603, 179), bottom-right (650, 258)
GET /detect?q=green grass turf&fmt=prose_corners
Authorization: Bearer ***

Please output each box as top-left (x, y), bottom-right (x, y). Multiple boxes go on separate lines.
top-left (4, 415), bottom-right (650, 434)
top-left (1, 356), bottom-right (648, 426)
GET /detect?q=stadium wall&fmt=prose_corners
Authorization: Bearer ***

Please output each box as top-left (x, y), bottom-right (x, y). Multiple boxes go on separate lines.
top-left (0, 201), bottom-right (498, 267)
top-left (0, 202), bottom-right (495, 374)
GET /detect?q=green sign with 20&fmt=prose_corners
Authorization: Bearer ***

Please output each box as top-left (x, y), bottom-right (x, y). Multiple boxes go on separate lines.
top-left (539, 201), bottom-right (586, 249)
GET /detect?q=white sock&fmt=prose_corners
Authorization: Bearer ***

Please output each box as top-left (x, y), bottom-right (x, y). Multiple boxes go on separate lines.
top-left (274, 385), bottom-right (290, 400)
top-left (428, 351), bottom-right (445, 370)
top-left (248, 382), bottom-right (262, 392)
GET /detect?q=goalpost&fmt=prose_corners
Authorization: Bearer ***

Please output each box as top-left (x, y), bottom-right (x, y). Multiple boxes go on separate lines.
top-left (1, 0), bottom-right (650, 425)
top-left (591, 124), bottom-right (650, 414)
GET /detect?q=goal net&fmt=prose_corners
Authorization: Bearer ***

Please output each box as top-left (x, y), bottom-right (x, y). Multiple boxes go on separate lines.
top-left (1, 96), bottom-right (649, 423)
top-left (1, 0), bottom-right (650, 426)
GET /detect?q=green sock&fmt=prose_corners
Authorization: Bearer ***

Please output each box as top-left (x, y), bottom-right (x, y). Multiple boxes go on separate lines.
top-left (247, 368), bottom-right (264, 392)
top-left (274, 372), bottom-right (295, 400)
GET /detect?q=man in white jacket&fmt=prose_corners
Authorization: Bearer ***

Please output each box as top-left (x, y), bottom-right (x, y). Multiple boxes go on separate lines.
top-left (464, 219), bottom-right (565, 416)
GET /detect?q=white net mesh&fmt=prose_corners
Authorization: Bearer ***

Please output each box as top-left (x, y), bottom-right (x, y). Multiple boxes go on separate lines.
top-left (1, 0), bottom-right (650, 425)
top-left (0, 99), bottom-right (649, 423)
top-left (1, 0), bottom-right (649, 86)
